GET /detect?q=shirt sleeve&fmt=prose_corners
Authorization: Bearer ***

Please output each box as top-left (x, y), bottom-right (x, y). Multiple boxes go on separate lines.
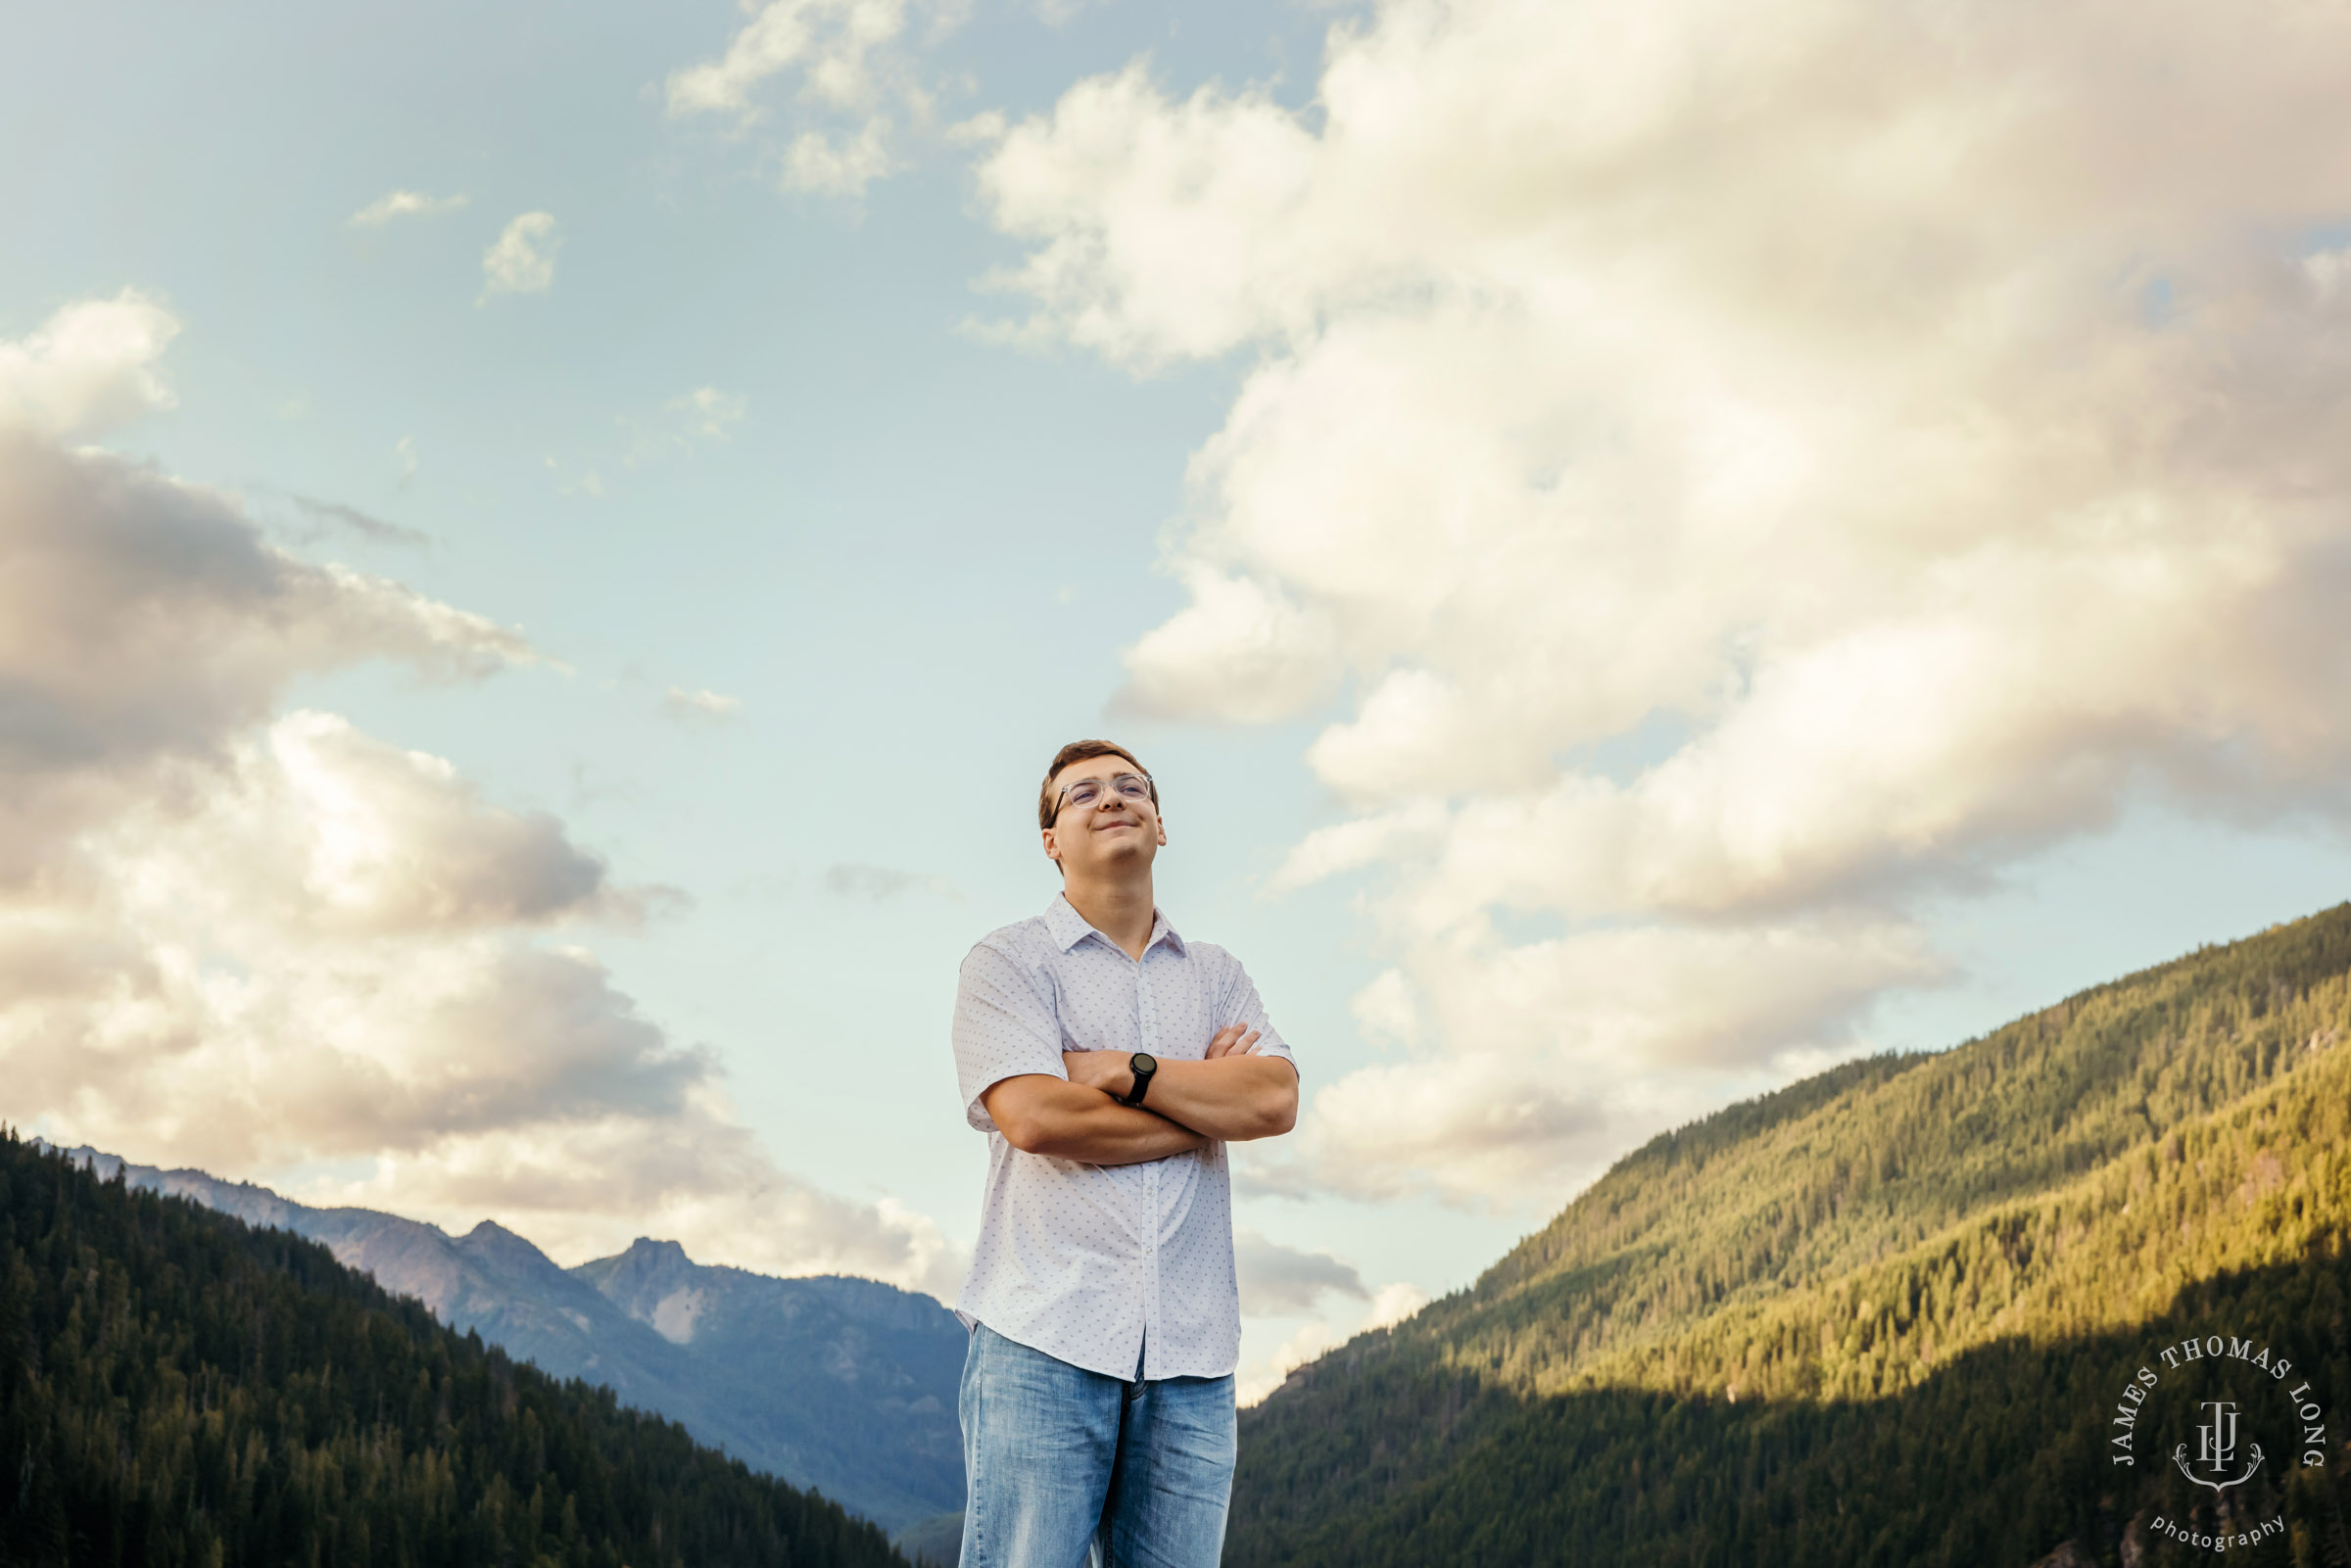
top-left (1218, 953), bottom-right (1296, 1077)
top-left (953, 939), bottom-right (1070, 1132)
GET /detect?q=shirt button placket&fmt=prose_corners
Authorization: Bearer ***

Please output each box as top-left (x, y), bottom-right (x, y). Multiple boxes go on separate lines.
top-left (1136, 943), bottom-right (1159, 1381)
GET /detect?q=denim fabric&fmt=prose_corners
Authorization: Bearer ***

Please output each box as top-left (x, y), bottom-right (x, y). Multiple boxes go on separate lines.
top-left (959, 1322), bottom-right (1236, 1568)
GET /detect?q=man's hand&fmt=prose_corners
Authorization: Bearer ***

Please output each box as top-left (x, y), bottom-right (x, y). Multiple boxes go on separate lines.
top-left (1061, 1049), bottom-right (1139, 1099)
top-left (1064, 1025), bottom-right (1263, 1098)
top-left (1206, 1023), bottom-right (1264, 1060)
top-left (1061, 1024), bottom-right (1296, 1143)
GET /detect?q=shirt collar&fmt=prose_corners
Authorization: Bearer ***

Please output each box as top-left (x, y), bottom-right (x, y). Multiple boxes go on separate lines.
top-left (1045, 892), bottom-right (1186, 957)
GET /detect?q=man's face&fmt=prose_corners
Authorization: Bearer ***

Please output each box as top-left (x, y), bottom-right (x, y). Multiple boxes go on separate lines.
top-left (1042, 756), bottom-right (1166, 879)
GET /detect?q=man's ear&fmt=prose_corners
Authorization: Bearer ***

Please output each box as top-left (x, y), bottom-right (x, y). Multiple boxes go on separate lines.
top-left (1040, 826), bottom-right (1060, 866)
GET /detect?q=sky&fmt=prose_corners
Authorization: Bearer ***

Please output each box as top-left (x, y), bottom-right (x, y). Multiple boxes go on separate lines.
top-left (7, 0), bottom-right (2351, 1403)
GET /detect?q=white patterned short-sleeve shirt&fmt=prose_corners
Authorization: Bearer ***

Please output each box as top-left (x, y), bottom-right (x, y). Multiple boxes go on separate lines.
top-left (951, 893), bottom-right (1293, 1381)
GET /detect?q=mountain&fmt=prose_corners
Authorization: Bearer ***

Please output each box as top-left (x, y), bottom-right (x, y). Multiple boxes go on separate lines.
top-left (890, 1510), bottom-right (965, 1567)
top-left (64, 1151), bottom-right (966, 1530)
top-left (571, 1238), bottom-right (966, 1528)
top-left (0, 1130), bottom-right (907, 1567)
top-left (1228, 903), bottom-right (2351, 1567)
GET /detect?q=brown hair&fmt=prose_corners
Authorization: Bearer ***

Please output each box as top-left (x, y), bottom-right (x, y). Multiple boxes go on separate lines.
top-left (1038, 739), bottom-right (1156, 830)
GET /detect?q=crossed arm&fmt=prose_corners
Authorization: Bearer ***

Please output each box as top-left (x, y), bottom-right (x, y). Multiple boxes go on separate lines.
top-left (980, 1024), bottom-right (1299, 1165)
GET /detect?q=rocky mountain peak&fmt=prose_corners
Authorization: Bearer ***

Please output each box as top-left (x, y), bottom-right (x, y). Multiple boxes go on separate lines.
top-left (51, 1144), bottom-right (967, 1530)
top-left (624, 1237), bottom-right (693, 1267)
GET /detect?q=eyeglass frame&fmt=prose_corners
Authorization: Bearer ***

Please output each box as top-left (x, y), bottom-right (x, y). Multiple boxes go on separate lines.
top-left (1048, 770), bottom-right (1159, 824)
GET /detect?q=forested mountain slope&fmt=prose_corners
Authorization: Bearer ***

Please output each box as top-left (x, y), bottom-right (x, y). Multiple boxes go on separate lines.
top-left (56, 1149), bottom-right (966, 1530)
top-left (0, 1132), bottom-right (908, 1568)
top-left (1231, 904), bottom-right (2351, 1567)
top-left (571, 1238), bottom-right (964, 1528)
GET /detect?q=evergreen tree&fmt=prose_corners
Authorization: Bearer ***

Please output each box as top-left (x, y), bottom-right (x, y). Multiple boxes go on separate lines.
top-left (0, 1134), bottom-right (908, 1568)
top-left (1231, 904), bottom-right (2351, 1567)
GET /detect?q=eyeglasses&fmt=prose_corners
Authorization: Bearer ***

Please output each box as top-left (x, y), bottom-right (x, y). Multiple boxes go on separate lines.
top-left (1052, 771), bottom-right (1156, 820)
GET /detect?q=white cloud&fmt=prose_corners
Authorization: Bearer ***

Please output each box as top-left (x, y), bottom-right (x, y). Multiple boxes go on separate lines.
top-left (1266, 802), bottom-right (1447, 897)
top-left (946, 110), bottom-right (1006, 148)
top-left (2307, 245), bottom-right (2351, 303)
top-left (0, 432), bottom-right (529, 828)
top-left (479, 213), bottom-right (561, 301)
top-left (1249, 918), bottom-right (1943, 1204)
top-left (1234, 1227), bottom-right (1367, 1317)
top-left (822, 863), bottom-right (962, 902)
top-left (783, 121), bottom-right (899, 198)
top-left (349, 190), bottom-right (469, 228)
top-left (664, 0), bottom-right (938, 198)
top-left (663, 686), bottom-right (744, 721)
top-left (666, 0), bottom-right (908, 118)
top-left (1365, 1280), bottom-right (1427, 1331)
top-left (974, 66), bottom-right (1330, 368)
top-left (1347, 967), bottom-right (1421, 1050)
top-left (307, 1119), bottom-right (963, 1298)
top-left (1236, 1277), bottom-right (1429, 1406)
top-left (1238, 1319), bottom-right (1340, 1407)
top-left (0, 313), bottom-right (958, 1298)
top-left (622, 389), bottom-right (750, 469)
top-left (0, 291), bottom-right (179, 439)
top-left (669, 386), bottom-right (748, 439)
top-left (975, 0), bottom-right (2351, 1204)
top-left (548, 457), bottom-right (605, 499)
top-left (1117, 565), bottom-right (1340, 724)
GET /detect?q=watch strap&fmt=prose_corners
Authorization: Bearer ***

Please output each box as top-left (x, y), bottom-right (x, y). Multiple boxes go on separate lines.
top-left (1121, 1053), bottom-right (1156, 1107)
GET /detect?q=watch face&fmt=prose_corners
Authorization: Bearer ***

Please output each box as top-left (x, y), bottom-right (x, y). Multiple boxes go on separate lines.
top-left (1132, 1053), bottom-right (1157, 1073)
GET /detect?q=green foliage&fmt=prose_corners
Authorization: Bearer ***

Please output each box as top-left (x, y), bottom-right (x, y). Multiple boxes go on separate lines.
top-left (888, 1510), bottom-right (964, 1567)
top-left (1231, 904), bottom-right (2351, 1567)
top-left (0, 1133), bottom-right (908, 1568)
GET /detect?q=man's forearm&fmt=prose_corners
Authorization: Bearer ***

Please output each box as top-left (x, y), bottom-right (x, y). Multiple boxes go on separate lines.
top-left (983, 1076), bottom-right (1208, 1165)
top-left (1138, 1055), bottom-right (1298, 1142)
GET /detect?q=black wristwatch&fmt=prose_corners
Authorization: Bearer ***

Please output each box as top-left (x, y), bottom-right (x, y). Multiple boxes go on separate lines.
top-left (1119, 1052), bottom-right (1158, 1107)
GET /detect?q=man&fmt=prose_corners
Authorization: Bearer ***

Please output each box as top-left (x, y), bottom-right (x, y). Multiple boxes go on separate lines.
top-left (951, 739), bottom-right (1300, 1568)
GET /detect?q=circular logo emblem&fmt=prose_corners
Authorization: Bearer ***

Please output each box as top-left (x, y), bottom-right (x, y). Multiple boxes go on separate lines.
top-left (2105, 1330), bottom-right (2331, 1555)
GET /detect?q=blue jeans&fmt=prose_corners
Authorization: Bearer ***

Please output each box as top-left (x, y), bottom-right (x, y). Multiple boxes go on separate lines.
top-left (958, 1322), bottom-right (1236, 1568)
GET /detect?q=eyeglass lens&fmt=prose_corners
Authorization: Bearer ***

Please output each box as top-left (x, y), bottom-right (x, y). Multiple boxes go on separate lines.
top-left (1065, 774), bottom-right (1152, 808)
